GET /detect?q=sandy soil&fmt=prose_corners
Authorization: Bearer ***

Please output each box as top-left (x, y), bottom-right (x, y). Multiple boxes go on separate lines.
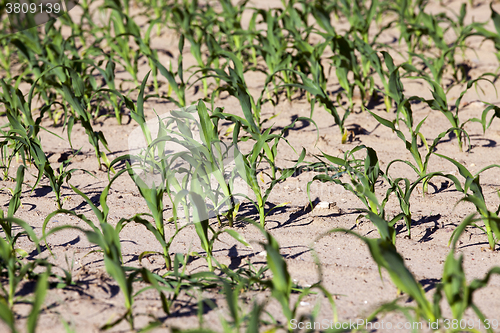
top-left (1, 0), bottom-right (500, 332)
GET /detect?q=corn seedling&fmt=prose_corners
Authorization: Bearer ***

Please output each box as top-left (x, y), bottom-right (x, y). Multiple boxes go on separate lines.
top-left (330, 34), bottom-right (372, 111)
top-left (47, 151), bottom-right (95, 210)
top-left (405, 12), bottom-right (479, 91)
top-left (334, 0), bottom-right (382, 45)
top-left (1, 110), bottom-right (52, 190)
top-left (150, 36), bottom-right (187, 108)
top-left (420, 75), bottom-right (496, 151)
top-left (384, 0), bottom-right (432, 59)
top-left (322, 226), bottom-right (437, 322)
top-left (0, 259), bottom-right (50, 333)
top-left (232, 117), bottom-right (309, 227)
top-left (0, 35), bottom-right (14, 79)
top-left (253, 8), bottom-right (297, 101)
top-left (127, 98), bottom-right (251, 269)
top-left (122, 75), bottom-right (184, 270)
top-left (255, 223), bottom-right (337, 328)
top-left (1, 165), bottom-right (25, 225)
top-left (436, 153), bottom-right (500, 250)
top-left (355, 39), bottom-right (393, 112)
top-left (104, 8), bottom-right (142, 87)
top-left (309, 145), bottom-right (385, 217)
top-left (472, 4), bottom-right (500, 62)
top-left (369, 109), bottom-right (469, 195)
top-left (170, 0), bottom-right (212, 97)
top-left (283, 67), bottom-right (349, 142)
top-left (470, 103), bottom-right (500, 134)
top-left (439, 213), bottom-right (500, 328)
top-left (58, 66), bottom-right (113, 169)
top-left (383, 172), bottom-right (448, 239)
top-left (201, 46), bottom-right (261, 133)
top-left (42, 169), bottom-right (139, 329)
top-left (0, 216), bottom-right (46, 310)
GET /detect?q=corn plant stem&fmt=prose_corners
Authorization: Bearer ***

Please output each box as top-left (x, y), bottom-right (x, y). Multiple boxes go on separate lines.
top-left (8, 263), bottom-right (14, 308)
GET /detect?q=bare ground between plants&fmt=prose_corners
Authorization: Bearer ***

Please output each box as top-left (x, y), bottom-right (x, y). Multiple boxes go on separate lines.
top-left (2, 0), bottom-right (500, 332)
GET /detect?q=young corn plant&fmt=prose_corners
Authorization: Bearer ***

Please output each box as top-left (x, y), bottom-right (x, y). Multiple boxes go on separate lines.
top-left (9, 24), bottom-right (57, 88)
top-left (231, 117), bottom-right (310, 227)
top-left (160, 168), bottom-right (249, 273)
top-left (1, 166), bottom-right (25, 219)
top-left (117, 155), bottom-right (186, 271)
top-left (159, 107), bottom-right (252, 268)
top-left (308, 0), bottom-right (337, 37)
top-left (80, 54), bottom-right (124, 124)
top-left (319, 222), bottom-right (437, 322)
top-left (149, 36), bottom-right (187, 108)
top-left (354, 39), bottom-right (393, 112)
top-left (308, 145), bottom-right (402, 243)
top-left (104, 8), bottom-right (142, 87)
top-left (110, 74), bottom-right (180, 270)
top-left (200, 46), bottom-right (261, 133)
top-left (0, 256), bottom-right (50, 333)
top-left (407, 11), bottom-right (451, 53)
top-left (384, 0), bottom-right (431, 60)
top-left (470, 103), bottom-right (500, 135)
top-left (331, 0), bottom-right (385, 45)
top-left (0, 76), bottom-right (46, 143)
top-left (0, 89), bottom-right (32, 179)
top-left (308, 145), bottom-right (384, 216)
top-left (325, 213), bottom-right (500, 332)
top-left (214, 280), bottom-right (267, 332)
top-left (142, 21), bottom-right (165, 95)
top-left (254, 8), bottom-right (298, 101)
top-left (126, 92), bottom-right (250, 269)
top-left (382, 171), bottom-right (450, 239)
top-left (472, 3), bottom-right (500, 62)
top-left (56, 0), bottom-right (97, 49)
top-left (43, 170), bottom-right (138, 329)
top-left (136, 254), bottom-right (205, 317)
top-left (0, 216), bottom-right (47, 311)
top-left (0, 35), bottom-right (14, 79)
top-left (283, 67), bottom-right (349, 143)
top-left (285, 23), bottom-right (329, 100)
top-left (202, 34), bottom-right (297, 131)
top-left (1, 109), bottom-right (54, 191)
top-left (404, 13), bottom-right (481, 92)
top-left (21, 62), bottom-right (114, 170)
top-left (164, 106), bottom-right (241, 227)
top-left (379, 51), bottom-right (415, 120)
top-left (436, 154), bottom-right (500, 251)
top-left (169, 0), bottom-right (213, 97)
top-left (419, 75), bottom-right (496, 151)
top-left (252, 223), bottom-right (337, 329)
top-left (2, 79), bottom-right (108, 202)
top-left (48, 151), bottom-right (95, 209)
top-left (369, 110), bottom-right (468, 195)
top-left (440, 213), bottom-right (500, 327)
top-left (58, 66), bottom-right (114, 169)
top-left (210, 0), bottom-right (253, 61)
top-left (330, 34), bottom-right (373, 111)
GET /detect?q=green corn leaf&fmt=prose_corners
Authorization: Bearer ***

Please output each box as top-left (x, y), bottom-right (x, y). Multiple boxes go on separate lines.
top-left (69, 185), bottom-right (104, 222)
top-left (27, 269), bottom-right (50, 333)
top-left (133, 71), bottom-right (152, 145)
top-left (224, 229), bottom-right (251, 248)
top-left (0, 301), bottom-right (16, 333)
top-left (327, 229), bottom-right (435, 321)
top-left (491, 3), bottom-right (500, 35)
top-left (7, 165), bottom-right (25, 218)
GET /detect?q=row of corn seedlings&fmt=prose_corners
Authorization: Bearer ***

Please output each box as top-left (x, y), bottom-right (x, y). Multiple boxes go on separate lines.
top-left (3, 0), bottom-right (500, 153)
top-left (2, 0), bottom-right (500, 331)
